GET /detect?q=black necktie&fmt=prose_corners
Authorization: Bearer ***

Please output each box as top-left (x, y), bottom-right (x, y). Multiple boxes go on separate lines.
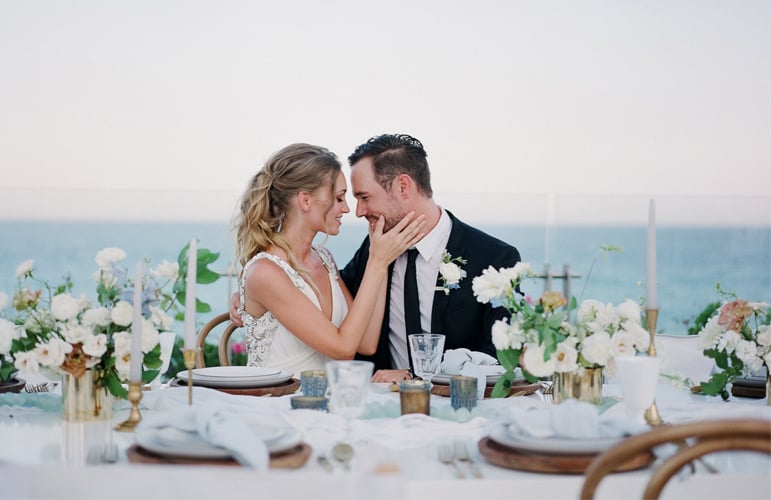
top-left (404, 248), bottom-right (421, 336)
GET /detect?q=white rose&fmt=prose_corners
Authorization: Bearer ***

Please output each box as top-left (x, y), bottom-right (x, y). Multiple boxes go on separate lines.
top-left (113, 331), bottom-right (131, 353)
top-left (95, 247), bottom-right (127, 269)
top-left (14, 350), bottom-right (40, 374)
top-left (508, 321), bottom-right (524, 350)
top-left (471, 266), bottom-right (511, 304)
top-left (594, 303), bottom-right (619, 331)
top-left (34, 338), bottom-right (72, 368)
top-left (51, 294), bottom-right (81, 321)
top-left (113, 349), bottom-right (131, 381)
top-left (611, 330), bottom-right (637, 358)
top-left (82, 333), bottom-right (108, 358)
top-left (149, 306), bottom-right (173, 331)
top-left (82, 307), bottom-right (112, 329)
top-left (438, 262), bottom-right (463, 285)
top-left (491, 319), bottom-right (511, 351)
top-left (620, 321), bottom-right (650, 352)
top-left (717, 330), bottom-right (741, 353)
top-left (152, 260), bottom-right (179, 281)
top-left (581, 331), bottom-right (613, 366)
top-left (756, 325), bottom-right (771, 347)
top-left (577, 299), bottom-right (603, 324)
top-left (0, 291), bottom-right (8, 311)
top-left (553, 342), bottom-right (579, 373)
top-left (140, 318), bottom-right (160, 353)
top-left (521, 342), bottom-right (555, 377)
top-left (501, 262), bottom-right (532, 282)
top-left (15, 259), bottom-right (34, 279)
top-left (111, 301), bottom-right (134, 327)
top-left (0, 318), bottom-right (18, 354)
top-left (61, 324), bottom-right (91, 344)
top-left (735, 339), bottom-right (758, 365)
top-left (697, 315), bottom-right (723, 349)
top-left (616, 299), bottom-right (641, 323)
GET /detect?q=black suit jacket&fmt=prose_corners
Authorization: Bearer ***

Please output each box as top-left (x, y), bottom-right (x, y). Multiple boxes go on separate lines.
top-left (340, 211), bottom-right (521, 370)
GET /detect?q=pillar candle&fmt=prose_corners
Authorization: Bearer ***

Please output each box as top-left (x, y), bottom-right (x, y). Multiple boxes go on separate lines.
top-left (646, 199), bottom-right (657, 310)
top-left (184, 239), bottom-right (197, 349)
top-left (129, 261), bottom-right (143, 383)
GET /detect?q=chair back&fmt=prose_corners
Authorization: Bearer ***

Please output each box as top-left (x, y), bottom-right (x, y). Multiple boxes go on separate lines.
top-left (581, 419), bottom-right (771, 499)
top-left (195, 312), bottom-right (241, 368)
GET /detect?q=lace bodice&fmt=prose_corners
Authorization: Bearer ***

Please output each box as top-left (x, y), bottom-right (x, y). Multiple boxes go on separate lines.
top-left (238, 247), bottom-right (346, 374)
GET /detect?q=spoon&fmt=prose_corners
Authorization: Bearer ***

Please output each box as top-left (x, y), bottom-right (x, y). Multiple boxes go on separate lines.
top-left (332, 442), bottom-right (353, 470)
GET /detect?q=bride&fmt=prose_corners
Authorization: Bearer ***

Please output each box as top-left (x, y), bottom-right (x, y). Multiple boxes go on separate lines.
top-left (232, 143), bottom-right (425, 375)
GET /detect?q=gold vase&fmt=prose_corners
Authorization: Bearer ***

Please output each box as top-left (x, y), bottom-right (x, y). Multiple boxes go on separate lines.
top-left (61, 370), bottom-right (114, 422)
top-left (553, 367), bottom-right (603, 405)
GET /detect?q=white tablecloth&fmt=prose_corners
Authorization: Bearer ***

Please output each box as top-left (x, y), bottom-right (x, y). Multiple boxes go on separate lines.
top-left (0, 380), bottom-right (769, 500)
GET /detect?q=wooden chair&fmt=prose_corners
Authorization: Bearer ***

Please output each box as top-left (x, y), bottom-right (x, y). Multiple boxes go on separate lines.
top-left (581, 419), bottom-right (771, 500)
top-left (195, 312), bottom-right (242, 368)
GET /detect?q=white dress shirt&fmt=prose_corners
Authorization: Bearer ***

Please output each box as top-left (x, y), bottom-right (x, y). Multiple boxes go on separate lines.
top-left (388, 208), bottom-right (452, 369)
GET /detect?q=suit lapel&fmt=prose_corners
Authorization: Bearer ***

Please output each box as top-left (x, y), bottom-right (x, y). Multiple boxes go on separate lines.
top-left (431, 214), bottom-right (466, 334)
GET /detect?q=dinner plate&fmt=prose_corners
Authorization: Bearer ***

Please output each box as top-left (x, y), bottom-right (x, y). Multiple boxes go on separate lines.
top-left (177, 369), bottom-right (293, 388)
top-left (488, 423), bottom-right (623, 455)
top-left (135, 424), bottom-right (303, 459)
top-left (431, 372), bottom-right (510, 386)
top-left (189, 366), bottom-right (281, 379)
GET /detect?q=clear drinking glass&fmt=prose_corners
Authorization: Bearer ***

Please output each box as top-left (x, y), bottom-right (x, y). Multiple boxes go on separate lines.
top-left (325, 360), bottom-right (374, 419)
top-left (408, 333), bottom-right (446, 385)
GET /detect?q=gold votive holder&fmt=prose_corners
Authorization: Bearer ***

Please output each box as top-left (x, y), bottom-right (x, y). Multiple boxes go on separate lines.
top-left (399, 379), bottom-right (430, 415)
top-left (450, 375), bottom-right (478, 411)
top-left (290, 395), bottom-right (329, 411)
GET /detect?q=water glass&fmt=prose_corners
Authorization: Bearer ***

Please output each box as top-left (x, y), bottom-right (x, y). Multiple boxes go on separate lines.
top-left (324, 360), bottom-right (374, 419)
top-left (614, 355), bottom-right (661, 420)
top-left (408, 333), bottom-right (446, 384)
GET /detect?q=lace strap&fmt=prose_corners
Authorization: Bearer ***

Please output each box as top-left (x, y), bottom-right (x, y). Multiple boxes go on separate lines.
top-left (239, 252), bottom-right (306, 314)
top-left (314, 246), bottom-right (339, 281)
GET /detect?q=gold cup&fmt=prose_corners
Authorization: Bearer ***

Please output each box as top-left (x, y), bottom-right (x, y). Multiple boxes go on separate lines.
top-left (399, 379), bottom-right (430, 415)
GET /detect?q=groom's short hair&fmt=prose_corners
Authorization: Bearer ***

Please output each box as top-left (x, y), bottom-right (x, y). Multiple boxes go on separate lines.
top-left (348, 133), bottom-right (433, 198)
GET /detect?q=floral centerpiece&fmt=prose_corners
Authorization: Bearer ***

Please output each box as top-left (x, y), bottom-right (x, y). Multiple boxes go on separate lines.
top-left (472, 261), bottom-right (650, 399)
top-left (696, 288), bottom-right (771, 401)
top-left (0, 243), bottom-right (221, 401)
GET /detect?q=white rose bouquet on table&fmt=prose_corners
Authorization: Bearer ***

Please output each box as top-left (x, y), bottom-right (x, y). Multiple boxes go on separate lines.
top-left (696, 286), bottom-right (771, 400)
top-left (472, 261), bottom-right (649, 397)
top-left (2, 243), bottom-right (221, 398)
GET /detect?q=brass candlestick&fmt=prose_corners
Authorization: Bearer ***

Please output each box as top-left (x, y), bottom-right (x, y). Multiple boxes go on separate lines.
top-left (183, 348), bottom-right (196, 405)
top-left (114, 381), bottom-right (143, 432)
top-left (643, 308), bottom-right (662, 426)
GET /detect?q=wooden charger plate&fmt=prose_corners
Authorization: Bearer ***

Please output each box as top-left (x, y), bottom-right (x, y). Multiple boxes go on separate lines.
top-left (430, 380), bottom-right (541, 398)
top-left (169, 377), bottom-right (300, 397)
top-left (127, 442), bottom-right (311, 468)
top-left (478, 437), bottom-right (653, 474)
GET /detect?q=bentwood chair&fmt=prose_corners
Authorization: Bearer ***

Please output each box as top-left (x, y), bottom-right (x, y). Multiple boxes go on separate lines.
top-left (195, 312), bottom-right (242, 368)
top-left (580, 419), bottom-right (771, 499)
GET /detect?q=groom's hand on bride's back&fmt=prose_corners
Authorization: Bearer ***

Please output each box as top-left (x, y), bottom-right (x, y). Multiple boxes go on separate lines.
top-left (229, 292), bottom-right (244, 327)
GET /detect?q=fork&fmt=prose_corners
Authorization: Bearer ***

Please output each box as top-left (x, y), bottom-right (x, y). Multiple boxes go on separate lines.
top-left (453, 440), bottom-right (483, 478)
top-left (24, 382), bottom-right (50, 393)
top-left (438, 443), bottom-right (464, 479)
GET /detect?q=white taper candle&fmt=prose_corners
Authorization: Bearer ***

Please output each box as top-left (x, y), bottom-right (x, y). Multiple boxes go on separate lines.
top-left (129, 261), bottom-right (143, 383)
top-left (184, 239), bottom-right (197, 349)
top-left (646, 199), bottom-right (657, 310)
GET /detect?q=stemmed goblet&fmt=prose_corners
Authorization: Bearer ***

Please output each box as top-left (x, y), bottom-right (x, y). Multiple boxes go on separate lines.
top-left (408, 333), bottom-right (446, 386)
top-left (324, 360), bottom-right (374, 469)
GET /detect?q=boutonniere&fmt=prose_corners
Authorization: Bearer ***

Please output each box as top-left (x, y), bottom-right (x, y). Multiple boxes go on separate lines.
top-left (435, 250), bottom-right (467, 295)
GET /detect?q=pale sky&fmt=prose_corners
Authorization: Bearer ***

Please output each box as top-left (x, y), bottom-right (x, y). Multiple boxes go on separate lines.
top-left (1, 0), bottom-right (769, 225)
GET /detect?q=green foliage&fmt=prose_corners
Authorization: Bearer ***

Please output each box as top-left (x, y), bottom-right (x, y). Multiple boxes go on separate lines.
top-left (686, 301), bottom-right (721, 335)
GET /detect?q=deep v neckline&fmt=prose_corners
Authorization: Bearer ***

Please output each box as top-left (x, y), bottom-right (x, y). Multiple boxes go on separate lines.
top-left (304, 247), bottom-right (335, 321)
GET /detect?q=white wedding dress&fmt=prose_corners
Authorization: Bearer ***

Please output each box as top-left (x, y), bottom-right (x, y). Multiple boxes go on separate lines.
top-left (238, 247), bottom-right (348, 375)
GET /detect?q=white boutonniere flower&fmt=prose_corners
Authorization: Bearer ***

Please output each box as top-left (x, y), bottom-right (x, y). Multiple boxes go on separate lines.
top-left (435, 250), bottom-right (467, 295)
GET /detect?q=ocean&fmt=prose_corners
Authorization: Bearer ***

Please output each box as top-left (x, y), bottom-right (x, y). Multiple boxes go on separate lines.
top-left (1, 221), bottom-right (768, 335)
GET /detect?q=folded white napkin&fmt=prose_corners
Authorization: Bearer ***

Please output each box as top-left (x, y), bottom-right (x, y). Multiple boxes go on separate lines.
top-left (138, 402), bottom-right (270, 470)
top-left (440, 348), bottom-right (505, 399)
top-left (505, 399), bottom-right (648, 439)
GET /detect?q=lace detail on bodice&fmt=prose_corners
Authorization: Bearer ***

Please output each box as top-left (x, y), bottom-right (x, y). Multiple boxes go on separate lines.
top-left (238, 248), bottom-right (339, 368)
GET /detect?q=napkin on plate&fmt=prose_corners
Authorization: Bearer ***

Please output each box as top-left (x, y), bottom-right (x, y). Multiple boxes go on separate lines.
top-left (505, 399), bottom-right (648, 439)
top-left (440, 348), bottom-right (505, 399)
top-left (138, 402), bottom-right (270, 470)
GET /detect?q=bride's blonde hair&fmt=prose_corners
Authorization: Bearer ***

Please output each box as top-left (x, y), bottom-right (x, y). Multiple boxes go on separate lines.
top-left (233, 143), bottom-right (342, 275)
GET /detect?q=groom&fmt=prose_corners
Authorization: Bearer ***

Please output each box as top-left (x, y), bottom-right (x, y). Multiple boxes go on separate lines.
top-left (340, 134), bottom-right (521, 382)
